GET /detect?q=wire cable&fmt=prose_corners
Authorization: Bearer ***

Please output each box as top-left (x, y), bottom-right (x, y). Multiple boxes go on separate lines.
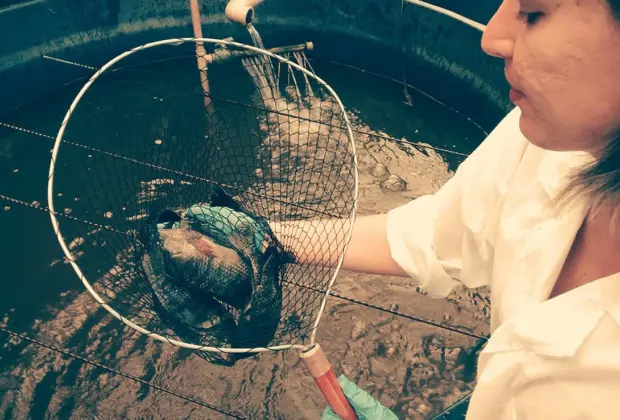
top-left (0, 325), bottom-right (246, 419)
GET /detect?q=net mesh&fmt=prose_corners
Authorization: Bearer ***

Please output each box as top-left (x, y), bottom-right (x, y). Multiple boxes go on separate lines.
top-left (50, 39), bottom-right (357, 365)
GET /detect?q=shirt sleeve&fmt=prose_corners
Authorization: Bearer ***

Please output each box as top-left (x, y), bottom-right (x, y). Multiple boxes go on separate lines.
top-left (386, 107), bottom-right (526, 298)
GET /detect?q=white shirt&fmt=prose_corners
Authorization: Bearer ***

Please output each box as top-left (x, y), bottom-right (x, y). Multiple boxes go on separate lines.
top-left (386, 107), bottom-right (620, 419)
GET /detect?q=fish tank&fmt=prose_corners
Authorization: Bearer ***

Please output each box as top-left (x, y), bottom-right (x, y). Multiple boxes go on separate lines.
top-left (0, 0), bottom-right (507, 419)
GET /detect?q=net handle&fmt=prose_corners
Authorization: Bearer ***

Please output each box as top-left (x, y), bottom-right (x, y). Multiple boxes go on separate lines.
top-left (300, 344), bottom-right (359, 420)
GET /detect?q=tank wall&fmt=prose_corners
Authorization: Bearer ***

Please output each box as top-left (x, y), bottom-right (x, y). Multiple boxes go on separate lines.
top-left (0, 0), bottom-right (510, 130)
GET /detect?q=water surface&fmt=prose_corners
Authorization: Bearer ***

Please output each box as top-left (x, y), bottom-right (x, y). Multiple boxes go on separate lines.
top-left (0, 51), bottom-right (487, 419)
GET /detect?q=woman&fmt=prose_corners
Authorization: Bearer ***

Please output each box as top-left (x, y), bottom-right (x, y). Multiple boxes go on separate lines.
top-left (295, 0), bottom-right (620, 417)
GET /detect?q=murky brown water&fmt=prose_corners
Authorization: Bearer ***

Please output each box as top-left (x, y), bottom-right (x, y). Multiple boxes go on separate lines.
top-left (0, 55), bottom-right (490, 419)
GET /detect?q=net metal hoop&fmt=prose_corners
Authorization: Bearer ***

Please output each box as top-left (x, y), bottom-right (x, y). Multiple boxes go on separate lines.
top-left (47, 37), bottom-right (359, 355)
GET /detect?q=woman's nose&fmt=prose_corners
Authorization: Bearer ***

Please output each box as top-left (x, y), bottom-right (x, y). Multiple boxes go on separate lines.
top-left (481, 1), bottom-right (516, 60)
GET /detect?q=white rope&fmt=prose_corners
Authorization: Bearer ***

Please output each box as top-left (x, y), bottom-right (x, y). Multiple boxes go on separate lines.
top-left (42, 55), bottom-right (98, 70)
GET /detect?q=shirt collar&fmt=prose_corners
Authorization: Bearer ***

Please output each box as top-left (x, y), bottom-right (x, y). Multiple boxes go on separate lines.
top-left (536, 146), bottom-right (595, 201)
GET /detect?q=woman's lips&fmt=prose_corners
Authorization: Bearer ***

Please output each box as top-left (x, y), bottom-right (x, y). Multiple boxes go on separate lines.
top-left (505, 69), bottom-right (526, 104)
top-left (509, 88), bottom-right (525, 103)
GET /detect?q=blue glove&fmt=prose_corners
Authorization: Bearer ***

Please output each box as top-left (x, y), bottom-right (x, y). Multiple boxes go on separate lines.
top-left (321, 375), bottom-right (399, 420)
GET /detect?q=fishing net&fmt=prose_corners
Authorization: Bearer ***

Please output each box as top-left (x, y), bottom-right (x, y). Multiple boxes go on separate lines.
top-left (48, 38), bottom-right (358, 366)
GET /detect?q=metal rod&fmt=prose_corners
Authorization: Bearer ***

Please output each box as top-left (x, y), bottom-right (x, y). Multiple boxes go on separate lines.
top-left (206, 42), bottom-right (313, 64)
top-left (189, 0), bottom-right (213, 112)
top-left (294, 51), bottom-right (314, 97)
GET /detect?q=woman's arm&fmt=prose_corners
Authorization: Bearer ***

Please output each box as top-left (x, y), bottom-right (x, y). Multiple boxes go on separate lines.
top-left (271, 214), bottom-right (408, 276)
top-left (268, 109), bottom-right (524, 297)
top-left (341, 214), bottom-right (408, 276)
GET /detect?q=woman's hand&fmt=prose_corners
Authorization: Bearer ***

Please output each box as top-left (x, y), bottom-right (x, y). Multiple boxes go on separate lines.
top-left (271, 214), bottom-right (408, 277)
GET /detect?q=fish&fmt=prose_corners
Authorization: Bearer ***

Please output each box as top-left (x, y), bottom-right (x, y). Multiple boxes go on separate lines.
top-left (232, 243), bottom-right (284, 350)
top-left (140, 227), bottom-right (240, 366)
top-left (140, 204), bottom-right (291, 364)
top-left (209, 186), bottom-right (244, 213)
top-left (184, 205), bottom-right (286, 352)
top-left (159, 221), bottom-right (253, 310)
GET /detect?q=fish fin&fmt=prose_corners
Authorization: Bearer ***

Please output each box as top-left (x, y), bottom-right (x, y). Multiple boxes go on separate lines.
top-left (210, 186), bottom-right (243, 212)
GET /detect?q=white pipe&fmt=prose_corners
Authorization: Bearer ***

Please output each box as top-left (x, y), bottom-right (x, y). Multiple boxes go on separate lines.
top-left (405, 0), bottom-right (486, 32)
top-left (225, 0), bottom-right (265, 25)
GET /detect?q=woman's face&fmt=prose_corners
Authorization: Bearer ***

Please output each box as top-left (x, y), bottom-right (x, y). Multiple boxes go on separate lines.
top-left (482, 0), bottom-right (620, 152)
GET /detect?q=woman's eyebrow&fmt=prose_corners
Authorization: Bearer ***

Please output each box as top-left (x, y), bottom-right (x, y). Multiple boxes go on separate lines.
top-left (521, 0), bottom-right (559, 9)
top-left (519, 0), bottom-right (544, 8)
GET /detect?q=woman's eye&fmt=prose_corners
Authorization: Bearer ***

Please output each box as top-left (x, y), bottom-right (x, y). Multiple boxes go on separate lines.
top-left (516, 11), bottom-right (543, 25)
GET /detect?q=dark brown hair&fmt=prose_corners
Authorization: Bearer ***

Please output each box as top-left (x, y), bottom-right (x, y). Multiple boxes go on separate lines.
top-left (610, 0), bottom-right (620, 19)
top-left (557, 0), bottom-right (620, 221)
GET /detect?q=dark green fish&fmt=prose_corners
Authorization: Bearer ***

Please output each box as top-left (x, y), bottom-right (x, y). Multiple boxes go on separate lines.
top-left (140, 204), bottom-right (291, 364)
top-left (232, 244), bottom-right (284, 350)
top-left (140, 228), bottom-right (239, 355)
top-left (186, 206), bottom-right (286, 352)
top-left (159, 221), bottom-right (253, 310)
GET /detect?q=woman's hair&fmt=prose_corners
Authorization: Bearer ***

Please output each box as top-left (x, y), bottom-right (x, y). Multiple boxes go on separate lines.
top-left (611, 0), bottom-right (620, 19)
top-left (558, 0), bottom-right (620, 223)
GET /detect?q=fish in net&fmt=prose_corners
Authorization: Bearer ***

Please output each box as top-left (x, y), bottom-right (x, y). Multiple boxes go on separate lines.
top-left (138, 191), bottom-right (296, 364)
top-left (47, 37), bottom-right (358, 375)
